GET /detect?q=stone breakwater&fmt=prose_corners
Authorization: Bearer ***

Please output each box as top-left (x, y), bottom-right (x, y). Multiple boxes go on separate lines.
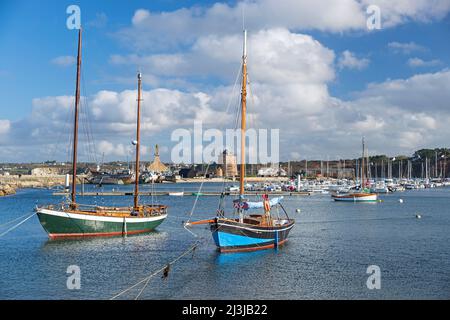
top-left (0, 175), bottom-right (81, 196)
top-left (0, 184), bottom-right (16, 196)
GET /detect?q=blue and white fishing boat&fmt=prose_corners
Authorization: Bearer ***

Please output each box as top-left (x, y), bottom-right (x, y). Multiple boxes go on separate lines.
top-left (185, 29), bottom-right (295, 253)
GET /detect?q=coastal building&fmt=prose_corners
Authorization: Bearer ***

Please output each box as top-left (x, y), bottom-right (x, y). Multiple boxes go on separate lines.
top-left (215, 166), bottom-right (223, 177)
top-left (218, 150), bottom-right (238, 178)
top-left (147, 145), bottom-right (168, 173)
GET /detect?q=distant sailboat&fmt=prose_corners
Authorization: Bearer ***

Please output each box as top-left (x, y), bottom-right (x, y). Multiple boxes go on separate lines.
top-left (332, 137), bottom-right (378, 202)
top-left (35, 29), bottom-right (167, 238)
top-left (185, 30), bottom-right (295, 253)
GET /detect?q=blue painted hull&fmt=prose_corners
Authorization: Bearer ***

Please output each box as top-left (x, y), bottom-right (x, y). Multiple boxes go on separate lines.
top-left (210, 218), bottom-right (295, 253)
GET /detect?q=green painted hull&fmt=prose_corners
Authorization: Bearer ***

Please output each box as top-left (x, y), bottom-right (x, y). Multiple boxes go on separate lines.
top-left (37, 210), bottom-right (166, 238)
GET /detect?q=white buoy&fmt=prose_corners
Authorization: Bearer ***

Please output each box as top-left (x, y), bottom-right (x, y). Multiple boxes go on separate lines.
top-left (399, 199), bottom-right (404, 203)
top-left (296, 209), bottom-right (301, 213)
top-left (416, 214), bottom-right (422, 219)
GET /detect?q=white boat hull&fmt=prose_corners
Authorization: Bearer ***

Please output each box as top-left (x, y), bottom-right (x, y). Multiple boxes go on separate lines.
top-left (332, 193), bottom-right (378, 202)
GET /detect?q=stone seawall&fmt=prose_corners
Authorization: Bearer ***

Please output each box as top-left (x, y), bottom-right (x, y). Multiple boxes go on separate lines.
top-left (0, 175), bottom-right (87, 195)
top-left (0, 184), bottom-right (16, 196)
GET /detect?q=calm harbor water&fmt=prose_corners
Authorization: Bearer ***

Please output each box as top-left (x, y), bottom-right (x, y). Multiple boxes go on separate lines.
top-left (0, 183), bottom-right (449, 299)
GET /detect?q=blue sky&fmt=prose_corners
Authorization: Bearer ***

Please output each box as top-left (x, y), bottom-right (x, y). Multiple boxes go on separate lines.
top-left (1, 0), bottom-right (450, 163)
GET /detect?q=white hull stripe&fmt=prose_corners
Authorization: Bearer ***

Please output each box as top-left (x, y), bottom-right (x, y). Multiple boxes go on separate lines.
top-left (37, 208), bottom-right (167, 223)
top-left (217, 222), bottom-right (294, 233)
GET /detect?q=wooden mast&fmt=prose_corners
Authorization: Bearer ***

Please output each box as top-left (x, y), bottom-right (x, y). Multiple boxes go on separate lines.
top-left (71, 28), bottom-right (82, 207)
top-left (134, 72), bottom-right (142, 210)
top-left (361, 137), bottom-right (365, 189)
top-left (239, 30), bottom-right (248, 197)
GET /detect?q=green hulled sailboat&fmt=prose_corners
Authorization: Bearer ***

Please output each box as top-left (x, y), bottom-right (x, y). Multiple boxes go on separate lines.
top-left (35, 28), bottom-right (167, 238)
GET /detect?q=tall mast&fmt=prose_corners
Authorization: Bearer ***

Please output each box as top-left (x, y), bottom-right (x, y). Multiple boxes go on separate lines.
top-left (71, 28), bottom-right (82, 207)
top-left (134, 72), bottom-right (142, 210)
top-left (239, 30), bottom-right (248, 197)
top-left (361, 137), bottom-right (365, 188)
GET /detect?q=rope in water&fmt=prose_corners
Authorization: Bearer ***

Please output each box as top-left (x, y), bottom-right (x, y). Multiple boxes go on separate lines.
top-left (112, 163), bottom-right (219, 300)
top-left (0, 212), bottom-right (36, 237)
top-left (132, 171), bottom-right (217, 299)
top-left (110, 241), bottom-right (201, 300)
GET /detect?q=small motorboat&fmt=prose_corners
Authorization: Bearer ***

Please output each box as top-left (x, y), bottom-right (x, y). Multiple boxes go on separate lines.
top-left (168, 191), bottom-right (184, 196)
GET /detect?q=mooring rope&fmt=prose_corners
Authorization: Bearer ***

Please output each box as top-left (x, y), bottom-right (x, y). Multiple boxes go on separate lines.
top-left (0, 212), bottom-right (36, 229)
top-left (0, 212), bottom-right (36, 238)
top-left (110, 241), bottom-right (201, 300)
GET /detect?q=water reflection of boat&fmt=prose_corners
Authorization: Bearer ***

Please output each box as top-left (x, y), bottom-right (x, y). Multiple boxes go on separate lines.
top-left (41, 229), bottom-right (168, 250)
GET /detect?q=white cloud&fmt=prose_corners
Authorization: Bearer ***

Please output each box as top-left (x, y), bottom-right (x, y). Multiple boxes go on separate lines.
top-left (388, 41), bottom-right (427, 54)
top-left (364, 0), bottom-right (450, 27)
top-left (3, 69), bottom-right (450, 162)
top-left (356, 70), bottom-right (450, 113)
top-left (0, 119), bottom-right (10, 135)
top-left (51, 56), bottom-right (76, 67)
top-left (97, 140), bottom-right (132, 157)
top-left (117, 1), bottom-right (364, 51)
top-left (407, 57), bottom-right (441, 67)
top-left (87, 12), bottom-right (108, 28)
top-left (337, 50), bottom-right (370, 70)
top-left (132, 9), bottom-right (151, 26)
top-left (110, 28), bottom-right (335, 120)
top-left (115, 0), bottom-right (450, 51)
top-left (3, 0), bottom-right (450, 162)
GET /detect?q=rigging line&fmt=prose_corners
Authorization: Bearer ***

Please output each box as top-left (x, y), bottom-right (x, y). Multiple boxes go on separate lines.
top-left (80, 69), bottom-right (98, 164)
top-left (66, 98), bottom-right (75, 164)
top-left (80, 92), bottom-right (93, 164)
top-left (185, 60), bottom-right (242, 222)
top-left (0, 211), bottom-right (37, 228)
top-left (49, 96), bottom-right (74, 161)
top-left (110, 241), bottom-right (200, 300)
top-left (186, 163), bottom-right (212, 225)
top-left (224, 61), bottom-right (243, 116)
top-left (0, 212), bottom-right (36, 238)
top-left (79, 48), bottom-right (94, 163)
top-left (246, 73), bottom-right (256, 131)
